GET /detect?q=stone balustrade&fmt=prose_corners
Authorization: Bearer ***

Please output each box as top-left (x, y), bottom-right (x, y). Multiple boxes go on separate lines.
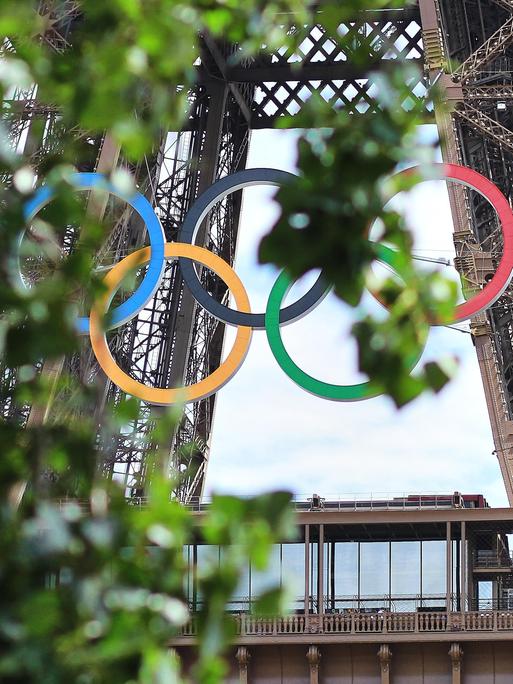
top-left (178, 610), bottom-right (513, 639)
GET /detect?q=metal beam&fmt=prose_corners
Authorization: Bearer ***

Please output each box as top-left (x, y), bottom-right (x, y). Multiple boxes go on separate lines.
top-left (430, 0), bottom-right (513, 506)
top-left (491, 0), bottom-right (513, 12)
top-left (455, 16), bottom-right (513, 83)
top-left (464, 85), bottom-right (513, 100)
top-left (455, 103), bottom-right (513, 154)
top-left (15, 132), bottom-right (121, 508)
top-left (222, 60), bottom-right (391, 84)
top-left (37, 0), bottom-right (81, 53)
top-left (473, 334), bottom-right (513, 502)
top-left (200, 34), bottom-right (252, 124)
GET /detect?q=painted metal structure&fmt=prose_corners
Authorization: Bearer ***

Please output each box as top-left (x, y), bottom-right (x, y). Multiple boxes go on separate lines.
top-left (173, 499), bottom-right (513, 683)
top-left (3, 1), bottom-right (513, 505)
top-left (421, 0), bottom-right (513, 505)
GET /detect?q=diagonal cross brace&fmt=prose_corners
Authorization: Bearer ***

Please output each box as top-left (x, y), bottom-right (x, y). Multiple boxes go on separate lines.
top-left (200, 32), bottom-right (252, 125)
top-left (455, 16), bottom-right (513, 83)
top-left (464, 84), bottom-right (513, 100)
top-left (455, 103), bottom-right (513, 153)
top-left (491, 0), bottom-right (513, 12)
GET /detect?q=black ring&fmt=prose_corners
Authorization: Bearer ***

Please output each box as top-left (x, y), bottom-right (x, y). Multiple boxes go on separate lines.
top-left (178, 168), bottom-right (329, 328)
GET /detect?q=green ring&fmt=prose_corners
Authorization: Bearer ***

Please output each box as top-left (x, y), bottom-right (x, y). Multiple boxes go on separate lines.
top-left (264, 244), bottom-right (427, 401)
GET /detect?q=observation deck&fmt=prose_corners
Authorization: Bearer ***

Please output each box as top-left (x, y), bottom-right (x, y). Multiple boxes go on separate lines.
top-left (174, 493), bottom-right (513, 683)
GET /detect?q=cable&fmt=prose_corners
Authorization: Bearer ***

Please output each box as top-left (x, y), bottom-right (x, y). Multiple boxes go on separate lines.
top-left (442, 324), bottom-right (472, 335)
top-left (412, 254), bottom-right (453, 267)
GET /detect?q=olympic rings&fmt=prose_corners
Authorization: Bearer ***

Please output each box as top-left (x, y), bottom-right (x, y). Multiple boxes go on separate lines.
top-left (376, 163), bottom-right (513, 324)
top-left (89, 243), bottom-right (252, 405)
top-left (265, 244), bottom-right (428, 401)
top-left (21, 172), bottom-right (166, 335)
top-left (21, 161), bottom-right (513, 406)
top-left (178, 168), bottom-right (329, 328)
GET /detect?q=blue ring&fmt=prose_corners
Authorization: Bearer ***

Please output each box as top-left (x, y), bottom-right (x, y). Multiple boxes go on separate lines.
top-left (22, 172), bottom-right (165, 335)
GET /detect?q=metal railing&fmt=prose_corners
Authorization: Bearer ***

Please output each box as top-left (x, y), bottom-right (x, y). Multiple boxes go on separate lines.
top-left (179, 610), bottom-right (513, 638)
top-left (57, 491), bottom-right (480, 513)
top-left (183, 492), bottom-right (471, 512)
top-left (473, 550), bottom-right (513, 569)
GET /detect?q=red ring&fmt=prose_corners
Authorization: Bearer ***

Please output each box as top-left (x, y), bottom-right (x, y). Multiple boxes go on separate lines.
top-left (386, 163), bottom-right (513, 324)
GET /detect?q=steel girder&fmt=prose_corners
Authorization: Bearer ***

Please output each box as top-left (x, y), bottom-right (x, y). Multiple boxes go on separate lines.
top-left (435, 0), bottom-right (513, 502)
top-left (98, 82), bottom-right (251, 501)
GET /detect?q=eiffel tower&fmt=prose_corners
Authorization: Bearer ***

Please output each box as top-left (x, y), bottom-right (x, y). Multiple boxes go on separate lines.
top-left (3, 0), bottom-right (513, 507)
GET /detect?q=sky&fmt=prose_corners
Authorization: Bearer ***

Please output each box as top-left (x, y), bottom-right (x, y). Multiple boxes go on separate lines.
top-left (204, 126), bottom-right (509, 508)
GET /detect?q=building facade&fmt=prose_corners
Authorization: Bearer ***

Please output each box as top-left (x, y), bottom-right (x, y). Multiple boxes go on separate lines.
top-left (176, 495), bottom-right (513, 683)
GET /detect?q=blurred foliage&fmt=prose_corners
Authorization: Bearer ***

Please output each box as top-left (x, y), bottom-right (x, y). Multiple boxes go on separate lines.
top-left (0, 0), bottom-right (462, 681)
top-left (0, 466), bottom-right (294, 682)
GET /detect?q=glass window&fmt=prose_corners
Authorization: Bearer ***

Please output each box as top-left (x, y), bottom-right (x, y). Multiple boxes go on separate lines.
top-left (309, 542), bottom-right (318, 612)
top-left (221, 546), bottom-right (250, 612)
top-left (392, 599), bottom-right (417, 612)
top-left (449, 538), bottom-right (458, 609)
top-left (196, 544), bottom-right (220, 569)
top-left (360, 542), bottom-right (389, 598)
top-left (282, 543), bottom-right (305, 611)
top-left (183, 545), bottom-right (193, 602)
top-left (195, 545), bottom-right (220, 610)
top-left (324, 543), bottom-right (330, 603)
top-left (478, 581), bottom-right (493, 610)
top-left (423, 599), bottom-right (446, 609)
top-left (251, 544), bottom-right (281, 597)
top-left (232, 561), bottom-right (250, 612)
top-left (334, 542), bottom-right (358, 598)
top-left (422, 540), bottom-right (446, 597)
top-left (391, 541), bottom-right (421, 597)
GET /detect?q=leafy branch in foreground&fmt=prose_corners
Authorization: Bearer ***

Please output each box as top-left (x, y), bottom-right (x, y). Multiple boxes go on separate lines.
top-left (0, 434), bottom-right (294, 683)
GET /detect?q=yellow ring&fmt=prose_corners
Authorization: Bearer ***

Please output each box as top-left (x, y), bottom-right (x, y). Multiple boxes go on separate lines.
top-left (89, 243), bottom-right (252, 405)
